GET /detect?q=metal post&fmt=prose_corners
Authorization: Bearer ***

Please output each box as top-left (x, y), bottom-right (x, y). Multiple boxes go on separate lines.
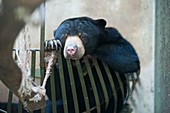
top-left (40, 2), bottom-right (46, 113)
top-left (155, 0), bottom-right (170, 112)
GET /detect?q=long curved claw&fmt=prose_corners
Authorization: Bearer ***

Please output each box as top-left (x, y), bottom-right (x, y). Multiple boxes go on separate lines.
top-left (44, 39), bottom-right (62, 51)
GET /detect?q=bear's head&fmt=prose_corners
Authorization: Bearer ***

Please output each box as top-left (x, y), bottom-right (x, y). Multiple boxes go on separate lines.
top-left (54, 17), bottom-right (106, 60)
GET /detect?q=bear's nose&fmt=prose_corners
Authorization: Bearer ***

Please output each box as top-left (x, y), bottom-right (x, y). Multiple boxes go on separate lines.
top-left (66, 45), bottom-right (77, 56)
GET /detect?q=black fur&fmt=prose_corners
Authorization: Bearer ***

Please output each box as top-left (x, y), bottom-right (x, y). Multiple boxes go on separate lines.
top-left (46, 17), bottom-right (140, 113)
top-left (0, 17), bottom-right (140, 113)
top-left (54, 17), bottom-right (140, 73)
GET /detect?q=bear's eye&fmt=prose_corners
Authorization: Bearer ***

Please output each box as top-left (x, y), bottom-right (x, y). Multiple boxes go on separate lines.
top-left (61, 34), bottom-right (68, 43)
top-left (63, 33), bottom-right (68, 38)
top-left (78, 33), bottom-right (88, 44)
top-left (78, 32), bottom-right (82, 37)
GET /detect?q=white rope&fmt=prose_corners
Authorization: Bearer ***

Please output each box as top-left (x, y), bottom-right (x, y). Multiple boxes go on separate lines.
top-left (15, 27), bottom-right (58, 107)
top-left (16, 27), bottom-right (33, 98)
top-left (29, 50), bottom-right (57, 102)
top-left (41, 51), bottom-right (56, 89)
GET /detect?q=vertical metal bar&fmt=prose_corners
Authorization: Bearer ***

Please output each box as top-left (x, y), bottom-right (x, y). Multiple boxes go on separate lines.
top-left (130, 73), bottom-right (137, 93)
top-left (92, 58), bottom-right (109, 109)
top-left (124, 74), bottom-right (131, 100)
top-left (40, 2), bottom-right (46, 113)
top-left (83, 57), bottom-right (100, 113)
top-left (31, 50), bottom-right (36, 81)
top-left (29, 50), bottom-right (36, 113)
top-left (155, 0), bottom-right (170, 113)
top-left (18, 100), bottom-right (22, 113)
top-left (7, 90), bottom-right (13, 113)
top-left (102, 61), bottom-right (117, 113)
top-left (40, 2), bottom-right (45, 84)
top-left (75, 60), bottom-right (91, 113)
top-left (58, 51), bottom-right (68, 113)
top-left (66, 59), bottom-right (79, 113)
top-left (50, 67), bottom-right (57, 113)
top-left (114, 72), bottom-right (125, 100)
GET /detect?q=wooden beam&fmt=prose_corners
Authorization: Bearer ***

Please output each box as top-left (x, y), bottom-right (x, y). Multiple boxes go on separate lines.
top-left (0, 0), bottom-right (46, 111)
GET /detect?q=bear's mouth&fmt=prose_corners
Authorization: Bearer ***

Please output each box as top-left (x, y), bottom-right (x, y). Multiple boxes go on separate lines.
top-left (65, 55), bottom-right (82, 60)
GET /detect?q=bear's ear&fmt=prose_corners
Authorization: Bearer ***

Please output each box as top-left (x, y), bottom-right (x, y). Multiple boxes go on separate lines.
top-left (95, 19), bottom-right (107, 28)
top-left (53, 29), bottom-right (59, 39)
top-left (54, 30), bottom-right (57, 37)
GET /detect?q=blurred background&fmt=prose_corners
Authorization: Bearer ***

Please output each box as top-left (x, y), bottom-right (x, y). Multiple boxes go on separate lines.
top-left (0, 0), bottom-right (154, 113)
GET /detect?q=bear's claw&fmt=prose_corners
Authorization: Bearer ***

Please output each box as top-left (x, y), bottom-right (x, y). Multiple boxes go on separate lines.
top-left (44, 39), bottom-right (62, 51)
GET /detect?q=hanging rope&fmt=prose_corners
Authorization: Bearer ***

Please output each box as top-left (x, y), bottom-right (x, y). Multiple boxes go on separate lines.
top-left (28, 50), bottom-right (58, 103)
top-left (15, 26), bottom-right (61, 108)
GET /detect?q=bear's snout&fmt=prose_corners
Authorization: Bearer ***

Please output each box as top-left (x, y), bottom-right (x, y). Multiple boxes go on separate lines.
top-left (63, 36), bottom-right (85, 60)
top-left (66, 44), bottom-right (78, 56)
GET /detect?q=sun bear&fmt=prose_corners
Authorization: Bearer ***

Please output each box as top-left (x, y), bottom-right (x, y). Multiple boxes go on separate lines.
top-left (44, 17), bottom-right (140, 113)
top-left (0, 17), bottom-right (140, 113)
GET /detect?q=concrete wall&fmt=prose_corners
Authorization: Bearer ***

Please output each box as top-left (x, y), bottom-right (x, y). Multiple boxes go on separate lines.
top-left (0, 0), bottom-right (154, 113)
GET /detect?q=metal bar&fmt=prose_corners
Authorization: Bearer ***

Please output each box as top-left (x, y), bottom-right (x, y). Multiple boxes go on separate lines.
top-left (83, 57), bottom-right (100, 113)
top-left (66, 59), bottom-right (79, 113)
top-left (7, 90), bottom-right (13, 113)
top-left (131, 73), bottom-right (136, 93)
top-left (114, 72), bottom-right (125, 100)
top-left (17, 100), bottom-right (22, 113)
top-left (50, 67), bottom-right (57, 113)
top-left (29, 50), bottom-right (36, 113)
top-left (75, 60), bottom-right (91, 113)
top-left (31, 51), bottom-right (36, 81)
top-left (58, 52), bottom-right (68, 113)
top-left (40, 3), bottom-right (45, 83)
top-left (40, 2), bottom-right (46, 113)
top-left (155, 0), bottom-right (170, 112)
top-left (125, 74), bottom-right (131, 100)
top-left (102, 61), bottom-right (117, 113)
top-left (92, 58), bottom-right (109, 109)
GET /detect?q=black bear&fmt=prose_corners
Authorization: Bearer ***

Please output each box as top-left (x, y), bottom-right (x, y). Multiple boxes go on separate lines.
top-left (44, 17), bottom-right (140, 113)
top-left (0, 17), bottom-right (140, 113)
